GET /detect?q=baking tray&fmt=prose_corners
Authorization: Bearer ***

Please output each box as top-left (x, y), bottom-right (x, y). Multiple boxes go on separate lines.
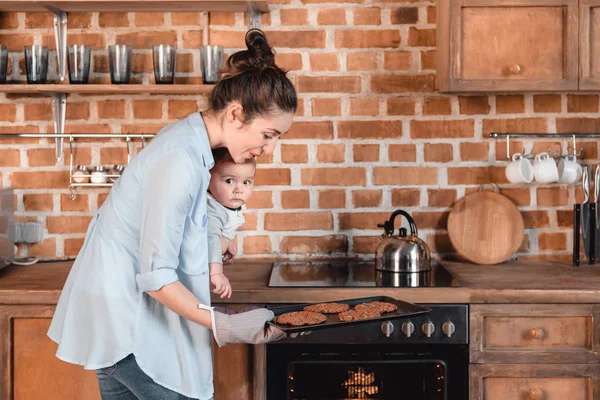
top-left (267, 296), bottom-right (431, 334)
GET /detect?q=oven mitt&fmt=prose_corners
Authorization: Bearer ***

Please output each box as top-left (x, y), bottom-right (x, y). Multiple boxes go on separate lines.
top-left (207, 306), bottom-right (287, 347)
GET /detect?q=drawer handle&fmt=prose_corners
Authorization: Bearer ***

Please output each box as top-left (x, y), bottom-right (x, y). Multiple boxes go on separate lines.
top-left (530, 328), bottom-right (545, 340)
top-left (529, 388), bottom-right (545, 400)
top-left (508, 64), bottom-right (523, 75)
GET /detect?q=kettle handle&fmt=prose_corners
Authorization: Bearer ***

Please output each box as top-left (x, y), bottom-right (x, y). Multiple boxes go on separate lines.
top-left (377, 210), bottom-right (418, 237)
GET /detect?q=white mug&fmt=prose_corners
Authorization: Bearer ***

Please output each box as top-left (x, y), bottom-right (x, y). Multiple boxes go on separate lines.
top-left (558, 154), bottom-right (583, 184)
top-left (505, 153), bottom-right (534, 184)
top-left (533, 152), bottom-right (559, 184)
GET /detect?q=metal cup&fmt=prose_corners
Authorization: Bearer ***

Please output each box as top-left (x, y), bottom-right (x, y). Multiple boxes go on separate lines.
top-left (67, 45), bottom-right (91, 84)
top-left (108, 45), bottom-right (132, 84)
top-left (152, 44), bottom-right (176, 84)
top-left (200, 45), bottom-right (224, 84)
top-left (24, 45), bottom-right (49, 84)
top-left (0, 46), bottom-right (8, 83)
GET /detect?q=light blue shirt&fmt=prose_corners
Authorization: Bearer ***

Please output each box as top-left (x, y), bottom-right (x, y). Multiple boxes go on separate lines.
top-left (48, 113), bottom-right (215, 399)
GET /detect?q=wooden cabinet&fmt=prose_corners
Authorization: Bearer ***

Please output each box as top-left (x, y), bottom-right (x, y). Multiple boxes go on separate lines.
top-left (0, 305), bottom-right (101, 400)
top-left (437, 0), bottom-right (579, 92)
top-left (580, 0), bottom-right (600, 89)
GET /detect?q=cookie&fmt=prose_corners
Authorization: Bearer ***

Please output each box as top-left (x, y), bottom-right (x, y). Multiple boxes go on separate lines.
top-left (303, 302), bottom-right (350, 314)
top-left (354, 301), bottom-right (398, 313)
top-left (275, 311), bottom-right (327, 326)
top-left (338, 309), bottom-right (381, 322)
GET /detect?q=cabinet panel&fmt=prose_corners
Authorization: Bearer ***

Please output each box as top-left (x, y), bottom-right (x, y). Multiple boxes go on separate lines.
top-left (580, 0), bottom-right (600, 89)
top-left (470, 364), bottom-right (600, 400)
top-left (438, 0), bottom-right (579, 92)
top-left (471, 304), bottom-right (600, 364)
top-left (0, 306), bottom-right (101, 400)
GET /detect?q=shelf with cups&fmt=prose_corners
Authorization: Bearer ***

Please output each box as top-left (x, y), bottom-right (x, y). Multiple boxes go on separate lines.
top-left (0, 84), bottom-right (215, 94)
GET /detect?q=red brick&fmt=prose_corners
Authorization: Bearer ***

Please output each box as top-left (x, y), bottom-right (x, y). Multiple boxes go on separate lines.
top-left (522, 211), bottom-right (550, 228)
top-left (496, 95), bottom-right (525, 114)
top-left (427, 6), bottom-right (436, 23)
top-left (0, 149), bottom-right (20, 166)
top-left (0, 13), bottom-right (19, 29)
top-left (97, 193), bottom-right (109, 209)
top-left (428, 189), bottom-right (456, 208)
top-left (134, 12), bottom-right (164, 26)
top-left (483, 118), bottom-right (547, 136)
top-left (413, 211), bottom-right (449, 229)
top-left (60, 193), bottom-right (89, 212)
top-left (302, 167), bottom-right (366, 186)
top-left (371, 75), bottom-right (435, 93)
top-left (116, 31), bottom-right (177, 49)
top-left (447, 167), bottom-right (490, 185)
top-left (347, 52), bottom-right (377, 71)
top-left (317, 144), bottom-right (345, 163)
top-left (24, 103), bottom-right (52, 121)
top-left (567, 95), bottom-right (599, 113)
top-left (240, 213), bottom-right (257, 231)
top-left (254, 168), bottom-right (291, 185)
top-left (538, 232), bottom-right (567, 251)
top-left (420, 50), bottom-right (436, 70)
top-left (245, 191), bottom-right (273, 209)
top-left (100, 147), bottom-right (128, 165)
top-left (302, 0), bottom-right (363, 3)
top-left (10, 172), bottom-right (68, 189)
top-left (557, 210), bottom-right (574, 228)
top-left (312, 98), bottom-right (341, 116)
top-left (206, 29), bottom-right (245, 48)
top-left (42, 33), bottom-right (105, 50)
top-left (317, 8), bottom-right (346, 25)
top-left (23, 194), bottom-right (53, 211)
top-left (285, 121), bottom-right (334, 139)
top-left (339, 212), bottom-right (389, 230)
top-left (408, 27), bottom-right (435, 47)
top-left (533, 95), bottom-right (562, 113)
top-left (537, 188), bottom-right (568, 207)
top-left (281, 190), bottom-right (310, 209)
top-left (133, 100), bottom-right (163, 119)
top-left (426, 233), bottom-right (455, 253)
top-left (172, 12), bottom-right (201, 25)
top-left (99, 12), bottom-right (129, 27)
top-left (352, 236), bottom-right (379, 254)
top-left (243, 236), bottom-right (272, 254)
top-left (335, 30), bottom-right (400, 48)
top-left (280, 144), bottom-right (308, 163)
top-left (411, 120), bottom-right (474, 139)
top-left (460, 143), bottom-right (489, 162)
top-left (424, 143), bottom-right (453, 163)
top-left (501, 188), bottom-right (531, 206)
top-left (391, 189), bottom-right (421, 207)
top-left (387, 97), bottom-right (415, 115)
top-left (374, 167), bottom-right (437, 185)
top-left (26, 149), bottom-right (56, 167)
top-left (0, 104), bottom-right (16, 122)
top-left (354, 8), bottom-right (381, 25)
top-left (280, 235), bottom-right (348, 254)
top-left (275, 53), bottom-right (303, 71)
top-left (121, 124), bottom-right (163, 134)
top-left (458, 96), bottom-right (490, 115)
top-left (383, 51), bottom-right (412, 70)
top-left (353, 144), bottom-right (379, 162)
top-left (66, 102), bottom-right (90, 120)
top-left (267, 30), bottom-right (327, 48)
top-left (264, 212), bottom-right (332, 231)
top-left (280, 9), bottom-right (308, 25)
top-left (423, 97), bottom-right (451, 115)
top-left (28, 238), bottom-right (57, 258)
top-left (318, 189), bottom-right (346, 208)
top-left (47, 216), bottom-right (92, 234)
top-left (390, 7), bottom-right (418, 24)
top-left (297, 76), bottom-right (360, 93)
top-left (388, 144), bottom-right (416, 162)
top-left (64, 238), bottom-right (85, 257)
top-left (309, 53), bottom-right (339, 72)
top-left (209, 12), bottom-right (235, 25)
top-left (352, 190), bottom-right (382, 207)
top-left (350, 98), bottom-right (379, 116)
top-left (181, 30), bottom-right (204, 49)
top-left (0, 33), bottom-right (33, 52)
top-left (25, 13), bottom-right (53, 28)
top-left (339, 121), bottom-right (402, 139)
top-left (168, 100), bottom-right (197, 120)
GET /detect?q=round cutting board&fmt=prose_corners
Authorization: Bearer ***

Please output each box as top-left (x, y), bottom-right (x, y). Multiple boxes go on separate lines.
top-left (447, 189), bottom-right (524, 265)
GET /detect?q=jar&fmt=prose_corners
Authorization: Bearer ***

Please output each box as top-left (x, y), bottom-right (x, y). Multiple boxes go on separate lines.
top-left (72, 165), bottom-right (90, 183)
top-left (107, 164), bottom-right (125, 183)
top-left (90, 165), bottom-right (108, 184)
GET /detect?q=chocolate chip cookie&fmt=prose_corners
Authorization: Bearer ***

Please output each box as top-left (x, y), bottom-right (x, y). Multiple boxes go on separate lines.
top-left (338, 309), bottom-right (381, 322)
top-left (275, 311), bottom-right (327, 326)
top-left (354, 301), bottom-right (398, 313)
top-left (303, 302), bottom-right (350, 314)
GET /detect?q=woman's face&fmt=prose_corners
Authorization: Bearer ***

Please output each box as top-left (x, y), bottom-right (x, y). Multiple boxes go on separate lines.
top-left (227, 110), bottom-right (294, 163)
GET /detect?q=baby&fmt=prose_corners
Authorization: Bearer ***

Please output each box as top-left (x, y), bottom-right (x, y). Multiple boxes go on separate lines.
top-left (207, 148), bottom-right (255, 299)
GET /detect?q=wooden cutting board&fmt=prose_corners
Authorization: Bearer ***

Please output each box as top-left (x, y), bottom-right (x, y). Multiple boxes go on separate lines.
top-left (447, 190), bottom-right (524, 265)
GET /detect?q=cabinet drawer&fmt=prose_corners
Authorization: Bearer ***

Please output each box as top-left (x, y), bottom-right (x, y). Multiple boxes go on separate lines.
top-left (470, 364), bottom-right (600, 400)
top-left (471, 305), bottom-right (600, 364)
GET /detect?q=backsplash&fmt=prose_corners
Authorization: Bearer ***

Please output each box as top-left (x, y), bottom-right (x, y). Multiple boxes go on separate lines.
top-left (0, 3), bottom-right (597, 261)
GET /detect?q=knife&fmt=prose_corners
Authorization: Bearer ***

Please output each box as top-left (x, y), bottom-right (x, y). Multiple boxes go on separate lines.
top-left (581, 165), bottom-right (592, 261)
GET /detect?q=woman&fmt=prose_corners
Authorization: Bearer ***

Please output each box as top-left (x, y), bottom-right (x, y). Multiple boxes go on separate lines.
top-left (47, 29), bottom-right (296, 400)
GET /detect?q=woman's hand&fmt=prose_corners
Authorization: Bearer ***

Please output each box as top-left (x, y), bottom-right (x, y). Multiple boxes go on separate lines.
top-left (210, 274), bottom-right (232, 299)
top-left (211, 308), bottom-right (286, 346)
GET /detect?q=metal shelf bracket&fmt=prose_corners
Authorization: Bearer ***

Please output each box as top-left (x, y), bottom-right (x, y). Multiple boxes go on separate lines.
top-left (488, 132), bottom-right (600, 160)
top-left (247, 1), bottom-right (261, 29)
top-left (52, 93), bottom-right (67, 162)
top-left (45, 6), bottom-right (68, 82)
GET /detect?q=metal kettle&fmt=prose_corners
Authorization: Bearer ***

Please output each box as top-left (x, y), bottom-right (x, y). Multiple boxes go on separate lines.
top-left (375, 210), bottom-right (431, 272)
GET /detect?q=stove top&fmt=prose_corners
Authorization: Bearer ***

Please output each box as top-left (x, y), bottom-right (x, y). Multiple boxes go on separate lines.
top-left (268, 260), bottom-right (461, 288)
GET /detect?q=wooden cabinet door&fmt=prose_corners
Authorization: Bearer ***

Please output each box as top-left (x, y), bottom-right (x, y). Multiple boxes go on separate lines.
top-left (0, 305), bottom-right (101, 400)
top-left (579, 0), bottom-right (600, 89)
top-left (471, 304), bottom-right (600, 364)
top-left (437, 0), bottom-right (579, 92)
top-left (470, 364), bottom-right (600, 400)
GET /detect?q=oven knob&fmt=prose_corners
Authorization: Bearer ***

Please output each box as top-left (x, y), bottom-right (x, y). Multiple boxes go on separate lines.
top-left (422, 322), bottom-right (435, 338)
top-left (381, 321), bottom-right (394, 337)
top-left (401, 321), bottom-right (415, 337)
top-left (442, 322), bottom-right (456, 338)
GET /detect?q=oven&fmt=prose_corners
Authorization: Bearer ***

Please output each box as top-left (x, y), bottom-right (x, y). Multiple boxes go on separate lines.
top-left (266, 304), bottom-right (468, 400)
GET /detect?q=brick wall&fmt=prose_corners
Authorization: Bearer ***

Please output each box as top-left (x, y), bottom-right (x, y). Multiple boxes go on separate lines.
top-left (0, 3), bottom-right (596, 261)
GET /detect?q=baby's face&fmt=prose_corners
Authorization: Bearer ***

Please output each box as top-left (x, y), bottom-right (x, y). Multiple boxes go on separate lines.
top-left (208, 161), bottom-right (255, 209)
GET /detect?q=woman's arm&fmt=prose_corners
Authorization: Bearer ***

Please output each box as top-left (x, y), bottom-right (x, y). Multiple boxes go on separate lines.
top-left (147, 281), bottom-right (212, 329)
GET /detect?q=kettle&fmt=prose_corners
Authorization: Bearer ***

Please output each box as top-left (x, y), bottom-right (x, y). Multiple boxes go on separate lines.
top-left (375, 210), bottom-right (431, 272)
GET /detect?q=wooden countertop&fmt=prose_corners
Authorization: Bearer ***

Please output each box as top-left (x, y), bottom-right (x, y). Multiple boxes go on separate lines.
top-left (0, 259), bottom-right (599, 305)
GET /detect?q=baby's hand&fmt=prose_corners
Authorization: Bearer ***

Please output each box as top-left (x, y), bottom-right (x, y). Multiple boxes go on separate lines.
top-left (211, 274), bottom-right (232, 299)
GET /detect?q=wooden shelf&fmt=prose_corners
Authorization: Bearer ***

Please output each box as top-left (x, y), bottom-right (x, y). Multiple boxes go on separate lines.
top-left (0, 84), bottom-right (215, 95)
top-left (0, 0), bottom-right (268, 12)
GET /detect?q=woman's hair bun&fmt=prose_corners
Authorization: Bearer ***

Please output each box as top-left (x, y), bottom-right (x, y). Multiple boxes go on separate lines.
top-left (224, 29), bottom-right (275, 75)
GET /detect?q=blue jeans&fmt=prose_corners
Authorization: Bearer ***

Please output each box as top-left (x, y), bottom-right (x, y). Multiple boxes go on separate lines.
top-left (96, 354), bottom-right (205, 400)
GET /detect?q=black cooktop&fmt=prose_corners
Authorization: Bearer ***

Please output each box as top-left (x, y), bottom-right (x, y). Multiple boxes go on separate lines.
top-left (268, 260), bottom-right (461, 288)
